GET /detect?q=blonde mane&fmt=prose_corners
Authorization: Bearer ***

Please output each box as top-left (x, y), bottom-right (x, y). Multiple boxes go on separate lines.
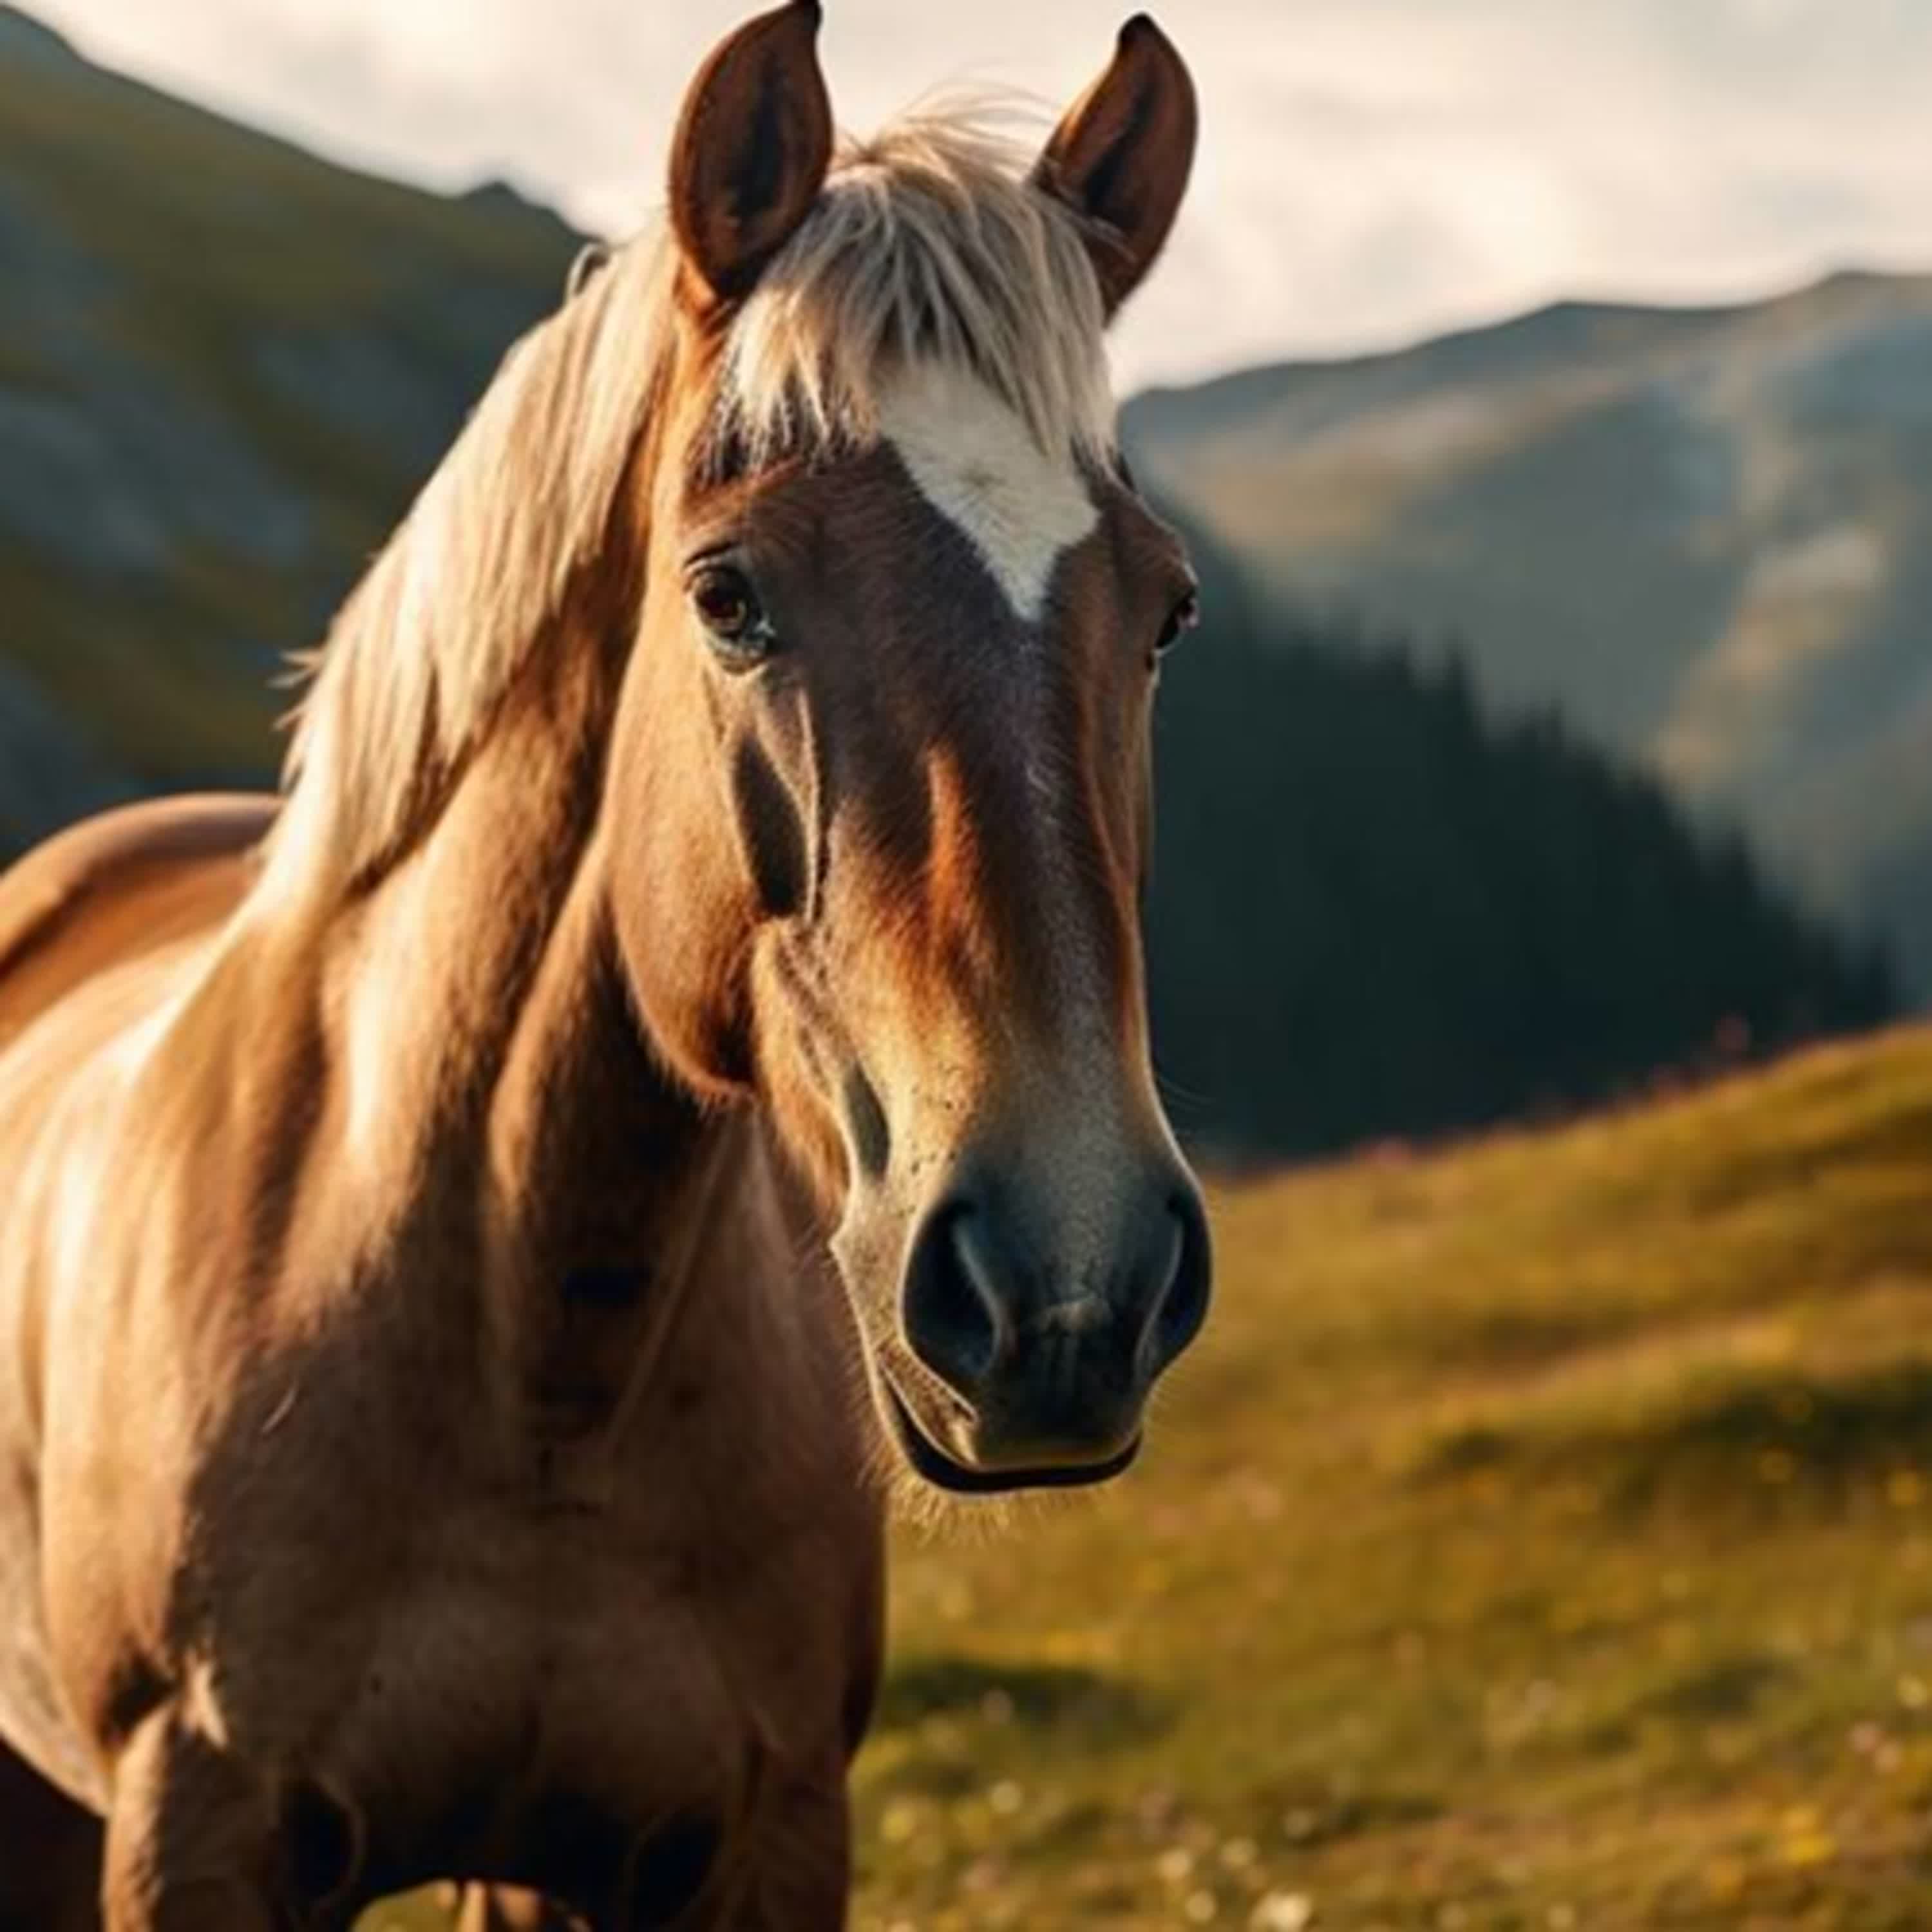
top-left (261, 106), bottom-right (1115, 903)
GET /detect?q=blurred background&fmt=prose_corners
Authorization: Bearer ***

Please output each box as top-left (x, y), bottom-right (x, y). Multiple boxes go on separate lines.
top-left (3, 3), bottom-right (1931, 1924)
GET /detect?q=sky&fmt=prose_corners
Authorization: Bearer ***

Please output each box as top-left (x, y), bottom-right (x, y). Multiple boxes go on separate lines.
top-left (31, 0), bottom-right (1932, 392)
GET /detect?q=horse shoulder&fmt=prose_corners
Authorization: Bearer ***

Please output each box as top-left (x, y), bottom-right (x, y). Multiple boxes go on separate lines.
top-left (0, 793), bottom-right (277, 1048)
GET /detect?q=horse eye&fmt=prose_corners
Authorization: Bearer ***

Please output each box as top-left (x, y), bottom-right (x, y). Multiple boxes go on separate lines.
top-left (1156, 587), bottom-right (1202, 656)
top-left (689, 564), bottom-right (773, 665)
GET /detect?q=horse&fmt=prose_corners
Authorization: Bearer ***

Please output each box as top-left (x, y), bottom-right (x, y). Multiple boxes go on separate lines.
top-left (0, 3), bottom-right (1208, 1924)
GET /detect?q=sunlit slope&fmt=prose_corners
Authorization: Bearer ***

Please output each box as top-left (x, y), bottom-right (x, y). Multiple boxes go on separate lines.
top-left (369, 1027), bottom-right (1932, 1929)
top-left (0, 6), bottom-right (576, 837)
top-left (365, 1027), bottom-right (1932, 1930)
top-left (1126, 276), bottom-right (1932, 998)
top-left (848, 1026), bottom-right (1932, 1929)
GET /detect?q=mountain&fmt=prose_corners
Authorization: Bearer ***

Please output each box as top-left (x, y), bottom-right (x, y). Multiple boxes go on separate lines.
top-left (1145, 509), bottom-right (1886, 1158)
top-left (0, 10), bottom-right (1889, 1159)
top-left (1124, 273), bottom-right (1932, 1000)
top-left (0, 2), bottom-right (578, 846)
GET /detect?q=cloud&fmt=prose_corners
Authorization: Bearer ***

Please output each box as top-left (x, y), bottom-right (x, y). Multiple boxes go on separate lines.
top-left (32, 0), bottom-right (1932, 390)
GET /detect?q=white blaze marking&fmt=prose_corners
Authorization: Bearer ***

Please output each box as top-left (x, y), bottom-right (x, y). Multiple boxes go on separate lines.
top-left (878, 363), bottom-right (1101, 623)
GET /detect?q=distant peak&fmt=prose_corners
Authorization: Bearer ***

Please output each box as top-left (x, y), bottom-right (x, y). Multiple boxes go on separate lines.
top-left (1799, 265), bottom-right (1915, 300)
top-left (456, 175), bottom-right (580, 246)
top-left (462, 176), bottom-right (542, 214)
top-left (0, 4), bottom-right (78, 65)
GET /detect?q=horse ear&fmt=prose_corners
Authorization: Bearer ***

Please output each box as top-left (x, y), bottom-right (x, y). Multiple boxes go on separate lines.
top-left (1033, 14), bottom-right (1197, 319)
top-left (668, 0), bottom-right (834, 308)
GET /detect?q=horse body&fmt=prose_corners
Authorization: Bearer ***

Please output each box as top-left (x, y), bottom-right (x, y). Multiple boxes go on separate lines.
top-left (0, 5), bottom-right (1205, 1923)
top-left (0, 782), bottom-right (880, 1924)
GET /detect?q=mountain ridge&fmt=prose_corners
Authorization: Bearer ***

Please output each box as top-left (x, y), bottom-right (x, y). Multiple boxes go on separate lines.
top-left (1130, 268), bottom-right (1926, 418)
top-left (0, 3), bottom-right (73, 64)
top-left (0, 6), bottom-right (1891, 1156)
top-left (1123, 265), bottom-right (1932, 998)
top-left (0, 0), bottom-right (580, 848)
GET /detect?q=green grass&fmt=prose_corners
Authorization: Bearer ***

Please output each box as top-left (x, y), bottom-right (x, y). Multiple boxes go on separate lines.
top-left (360, 1024), bottom-right (1932, 1929)
top-left (844, 1027), bottom-right (1932, 1929)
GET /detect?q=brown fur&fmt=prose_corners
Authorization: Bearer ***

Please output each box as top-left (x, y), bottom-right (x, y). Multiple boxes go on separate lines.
top-left (0, 6), bottom-right (1202, 1926)
top-left (0, 795), bottom-right (272, 1046)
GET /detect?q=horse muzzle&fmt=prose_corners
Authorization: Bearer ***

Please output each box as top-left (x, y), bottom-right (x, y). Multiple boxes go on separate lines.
top-left (885, 1141), bottom-right (1211, 1492)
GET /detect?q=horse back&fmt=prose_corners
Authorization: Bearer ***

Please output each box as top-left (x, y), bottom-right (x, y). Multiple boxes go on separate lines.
top-left (0, 793), bottom-right (276, 1047)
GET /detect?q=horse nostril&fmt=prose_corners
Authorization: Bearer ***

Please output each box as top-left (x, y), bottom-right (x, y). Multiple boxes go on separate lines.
top-left (1146, 1189), bottom-right (1212, 1375)
top-left (283, 1779), bottom-right (363, 1909)
top-left (902, 1202), bottom-right (1009, 1399)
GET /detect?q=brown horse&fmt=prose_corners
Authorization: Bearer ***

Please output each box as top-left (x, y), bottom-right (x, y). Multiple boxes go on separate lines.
top-left (0, 4), bottom-right (1206, 1925)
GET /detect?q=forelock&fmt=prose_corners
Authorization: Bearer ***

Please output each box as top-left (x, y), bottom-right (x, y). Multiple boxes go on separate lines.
top-left (712, 104), bottom-right (1117, 476)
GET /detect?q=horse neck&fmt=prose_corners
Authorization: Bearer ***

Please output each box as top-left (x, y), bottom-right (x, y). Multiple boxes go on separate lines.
top-left (284, 554), bottom-right (778, 1389)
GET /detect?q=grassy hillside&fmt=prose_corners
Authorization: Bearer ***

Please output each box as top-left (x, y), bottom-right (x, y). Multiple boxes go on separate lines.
top-left (1124, 278), bottom-right (1932, 999)
top-left (360, 1024), bottom-right (1932, 1929)
top-left (0, 5), bottom-right (576, 837)
top-left (847, 1025), bottom-right (1932, 1929)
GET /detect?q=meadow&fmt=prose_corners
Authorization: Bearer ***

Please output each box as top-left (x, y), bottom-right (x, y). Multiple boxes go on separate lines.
top-left (362, 1023), bottom-right (1932, 1930)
